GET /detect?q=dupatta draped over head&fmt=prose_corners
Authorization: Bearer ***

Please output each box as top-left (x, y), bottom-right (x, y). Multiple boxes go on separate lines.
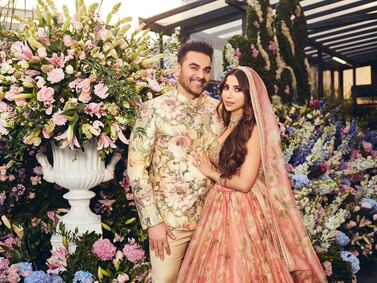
top-left (237, 66), bottom-right (327, 282)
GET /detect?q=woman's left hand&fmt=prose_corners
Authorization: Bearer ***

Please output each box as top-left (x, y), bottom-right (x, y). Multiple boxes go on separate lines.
top-left (191, 150), bottom-right (213, 178)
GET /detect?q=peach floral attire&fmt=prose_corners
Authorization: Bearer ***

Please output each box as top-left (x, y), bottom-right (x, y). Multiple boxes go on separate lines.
top-left (177, 67), bottom-right (327, 283)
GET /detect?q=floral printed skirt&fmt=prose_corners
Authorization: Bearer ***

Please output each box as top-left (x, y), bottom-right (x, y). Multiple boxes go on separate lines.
top-left (177, 181), bottom-right (294, 283)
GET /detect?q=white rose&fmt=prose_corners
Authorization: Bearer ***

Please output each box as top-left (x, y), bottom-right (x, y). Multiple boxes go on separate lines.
top-left (65, 65), bottom-right (74, 75)
top-left (18, 60), bottom-right (29, 69)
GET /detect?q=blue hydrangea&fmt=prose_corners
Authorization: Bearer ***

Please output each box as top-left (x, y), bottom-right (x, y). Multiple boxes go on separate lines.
top-left (340, 251), bottom-right (360, 274)
top-left (73, 271), bottom-right (95, 283)
top-left (24, 271), bottom-right (49, 283)
top-left (335, 231), bottom-right (350, 246)
top-left (49, 275), bottom-right (64, 283)
top-left (17, 262), bottom-right (33, 274)
top-left (361, 198), bottom-right (377, 213)
top-left (291, 173), bottom-right (310, 189)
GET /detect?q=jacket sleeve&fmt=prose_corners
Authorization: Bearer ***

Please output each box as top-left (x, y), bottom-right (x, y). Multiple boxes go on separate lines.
top-left (127, 102), bottom-right (163, 229)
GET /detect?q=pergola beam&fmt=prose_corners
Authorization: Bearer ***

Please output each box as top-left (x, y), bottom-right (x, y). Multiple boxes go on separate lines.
top-left (326, 31), bottom-right (377, 47)
top-left (311, 22), bottom-right (377, 40)
top-left (143, 0), bottom-right (216, 23)
top-left (308, 12), bottom-right (377, 32)
top-left (308, 39), bottom-right (355, 66)
top-left (306, 0), bottom-right (377, 21)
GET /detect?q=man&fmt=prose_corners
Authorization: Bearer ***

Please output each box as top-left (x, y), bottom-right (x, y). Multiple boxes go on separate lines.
top-left (127, 41), bottom-right (221, 283)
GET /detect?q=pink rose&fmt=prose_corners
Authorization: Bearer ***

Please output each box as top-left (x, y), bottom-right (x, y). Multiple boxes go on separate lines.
top-left (322, 261), bottom-right (332, 276)
top-left (117, 274), bottom-right (130, 283)
top-left (79, 91), bottom-right (92, 103)
top-left (47, 68), bottom-right (65, 83)
top-left (37, 47), bottom-right (47, 58)
top-left (71, 17), bottom-right (83, 30)
top-left (94, 82), bottom-right (109, 99)
top-left (7, 271), bottom-right (20, 283)
top-left (77, 78), bottom-right (91, 93)
top-left (0, 101), bottom-right (8, 112)
top-left (63, 35), bottom-right (73, 47)
top-left (37, 86), bottom-right (54, 102)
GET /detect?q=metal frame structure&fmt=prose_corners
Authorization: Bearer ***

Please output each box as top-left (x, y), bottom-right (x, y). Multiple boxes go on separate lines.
top-left (140, 0), bottom-right (377, 98)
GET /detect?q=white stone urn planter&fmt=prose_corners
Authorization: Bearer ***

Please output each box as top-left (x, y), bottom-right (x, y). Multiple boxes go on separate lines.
top-left (36, 142), bottom-right (121, 251)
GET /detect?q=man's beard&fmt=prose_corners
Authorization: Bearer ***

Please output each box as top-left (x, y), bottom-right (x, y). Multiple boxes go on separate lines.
top-left (179, 76), bottom-right (207, 97)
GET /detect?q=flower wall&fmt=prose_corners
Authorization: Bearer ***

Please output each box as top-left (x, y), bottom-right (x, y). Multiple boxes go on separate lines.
top-left (224, 0), bottom-right (311, 103)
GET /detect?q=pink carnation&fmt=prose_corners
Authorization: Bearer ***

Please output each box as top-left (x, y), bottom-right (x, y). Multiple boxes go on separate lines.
top-left (37, 86), bottom-right (54, 102)
top-left (94, 82), bottom-right (109, 99)
top-left (92, 238), bottom-right (116, 261)
top-left (122, 238), bottom-right (146, 264)
top-left (47, 68), bottom-right (65, 83)
top-left (52, 111), bottom-right (67, 126)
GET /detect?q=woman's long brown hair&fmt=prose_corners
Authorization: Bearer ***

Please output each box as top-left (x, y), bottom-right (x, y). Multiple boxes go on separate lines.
top-left (217, 69), bottom-right (255, 178)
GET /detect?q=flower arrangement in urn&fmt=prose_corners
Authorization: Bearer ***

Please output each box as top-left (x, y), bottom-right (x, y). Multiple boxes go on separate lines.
top-left (0, 0), bottom-right (169, 161)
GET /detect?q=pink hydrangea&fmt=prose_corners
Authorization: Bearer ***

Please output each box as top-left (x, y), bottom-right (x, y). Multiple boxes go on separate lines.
top-left (92, 238), bottom-right (116, 261)
top-left (122, 238), bottom-right (146, 264)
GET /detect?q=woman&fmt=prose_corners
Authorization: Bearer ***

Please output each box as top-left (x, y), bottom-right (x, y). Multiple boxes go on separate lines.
top-left (176, 67), bottom-right (327, 283)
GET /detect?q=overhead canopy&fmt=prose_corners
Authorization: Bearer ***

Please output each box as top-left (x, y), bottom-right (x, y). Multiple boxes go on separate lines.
top-left (140, 0), bottom-right (377, 70)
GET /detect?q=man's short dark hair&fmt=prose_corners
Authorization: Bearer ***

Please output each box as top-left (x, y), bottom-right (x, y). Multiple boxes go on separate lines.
top-left (177, 40), bottom-right (213, 64)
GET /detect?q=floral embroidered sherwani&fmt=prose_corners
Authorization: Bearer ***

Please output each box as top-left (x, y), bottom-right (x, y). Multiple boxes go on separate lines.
top-left (127, 89), bottom-right (222, 230)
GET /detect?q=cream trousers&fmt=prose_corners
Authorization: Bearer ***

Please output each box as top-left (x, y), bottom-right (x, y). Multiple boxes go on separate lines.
top-left (150, 229), bottom-right (193, 283)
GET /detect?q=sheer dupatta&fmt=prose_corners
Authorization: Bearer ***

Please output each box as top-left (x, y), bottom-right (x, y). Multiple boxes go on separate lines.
top-left (238, 66), bottom-right (327, 282)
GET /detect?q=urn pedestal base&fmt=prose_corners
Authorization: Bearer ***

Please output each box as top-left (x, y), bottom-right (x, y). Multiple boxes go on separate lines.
top-left (36, 142), bottom-right (121, 252)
